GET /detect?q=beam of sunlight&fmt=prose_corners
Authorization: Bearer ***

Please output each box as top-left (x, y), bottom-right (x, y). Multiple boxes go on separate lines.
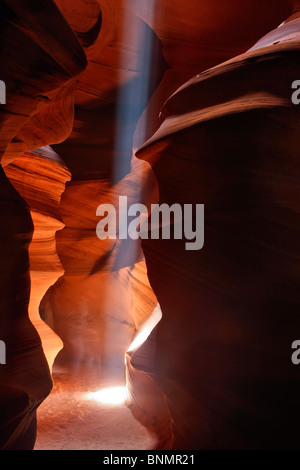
top-left (84, 304), bottom-right (162, 406)
top-left (127, 303), bottom-right (162, 354)
top-left (113, 2), bottom-right (156, 183)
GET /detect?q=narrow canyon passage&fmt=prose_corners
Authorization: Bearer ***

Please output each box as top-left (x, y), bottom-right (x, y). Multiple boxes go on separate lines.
top-left (28, 268), bottom-right (163, 450)
top-left (34, 375), bottom-right (154, 450)
top-left (1, 0), bottom-right (300, 451)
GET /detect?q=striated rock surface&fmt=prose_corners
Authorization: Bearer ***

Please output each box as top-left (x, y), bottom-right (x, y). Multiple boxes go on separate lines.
top-left (136, 14), bottom-right (300, 449)
top-left (0, 0), bottom-right (86, 449)
top-left (0, 166), bottom-right (51, 449)
top-left (0, 0), bottom-right (87, 166)
top-left (1, 0), bottom-right (299, 451)
top-left (42, 0), bottom-right (294, 376)
top-left (40, 160), bottom-right (158, 376)
top-left (4, 148), bottom-right (71, 369)
top-left (38, 1), bottom-right (166, 382)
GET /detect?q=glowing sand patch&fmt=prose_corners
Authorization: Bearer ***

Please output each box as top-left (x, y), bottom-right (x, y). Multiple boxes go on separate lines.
top-left (85, 386), bottom-right (127, 405)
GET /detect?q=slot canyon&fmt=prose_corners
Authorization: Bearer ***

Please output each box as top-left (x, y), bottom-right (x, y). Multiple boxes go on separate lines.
top-left (0, 0), bottom-right (300, 451)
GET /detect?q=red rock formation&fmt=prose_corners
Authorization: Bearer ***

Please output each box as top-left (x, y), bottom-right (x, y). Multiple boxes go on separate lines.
top-left (1, 0), bottom-right (299, 451)
top-left (4, 148), bottom-right (70, 369)
top-left (37, 1), bottom-right (166, 379)
top-left (0, 0), bottom-right (87, 166)
top-left (0, 0), bottom-right (86, 449)
top-left (136, 13), bottom-right (300, 449)
top-left (42, 0), bottom-right (294, 370)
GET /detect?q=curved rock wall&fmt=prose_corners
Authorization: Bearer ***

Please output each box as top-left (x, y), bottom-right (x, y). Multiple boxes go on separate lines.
top-left (0, 0), bottom-right (86, 449)
top-left (1, 0), bottom-right (299, 450)
top-left (136, 15), bottom-right (300, 449)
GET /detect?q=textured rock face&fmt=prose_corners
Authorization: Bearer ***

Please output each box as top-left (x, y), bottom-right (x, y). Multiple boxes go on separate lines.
top-left (0, 166), bottom-right (49, 449)
top-left (0, 0), bottom-right (87, 166)
top-left (136, 14), bottom-right (300, 449)
top-left (0, 0), bottom-right (86, 449)
top-left (42, 0), bottom-right (295, 374)
top-left (37, 0), bottom-right (167, 379)
top-left (4, 148), bottom-right (70, 370)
